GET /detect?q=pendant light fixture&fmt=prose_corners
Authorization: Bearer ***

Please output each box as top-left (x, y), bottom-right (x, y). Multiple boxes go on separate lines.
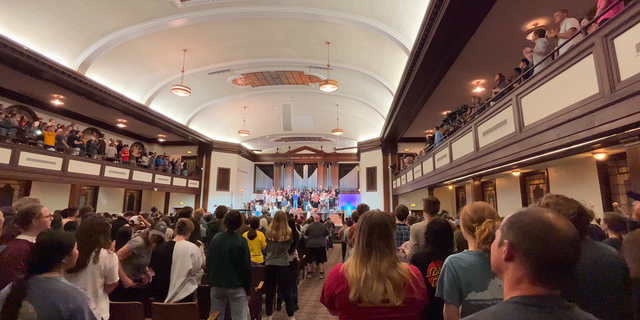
top-left (171, 49), bottom-right (191, 97)
top-left (319, 42), bottom-right (339, 93)
top-left (331, 104), bottom-right (344, 135)
top-left (238, 106), bottom-right (250, 137)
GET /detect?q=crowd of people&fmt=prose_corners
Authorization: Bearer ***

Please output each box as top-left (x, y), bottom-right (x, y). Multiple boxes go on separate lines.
top-left (0, 197), bottom-right (341, 320)
top-left (398, 3), bottom-right (627, 173)
top-left (0, 189), bottom-right (638, 319)
top-left (0, 104), bottom-right (192, 176)
top-left (247, 187), bottom-right (342, 219)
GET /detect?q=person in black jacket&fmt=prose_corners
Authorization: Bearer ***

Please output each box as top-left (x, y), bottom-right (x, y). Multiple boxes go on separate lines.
top-left (206, 205), bottom-right (228, 248)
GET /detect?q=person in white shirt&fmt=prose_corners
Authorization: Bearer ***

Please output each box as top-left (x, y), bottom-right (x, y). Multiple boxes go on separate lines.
top-left (548, 9), bottom-right (580, 55)
top-left (65, 216), bottom-right (119, 320)
top-left (524, 28), bottom-right (552, 75)
top-left (149, 218), bottom-right (204, 303)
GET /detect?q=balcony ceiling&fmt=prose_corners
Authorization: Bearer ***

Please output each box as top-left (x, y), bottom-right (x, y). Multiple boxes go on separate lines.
top-left (0, 0), bottom-right (431, 149)
top-left (403, 0), bottom-right (595, 138)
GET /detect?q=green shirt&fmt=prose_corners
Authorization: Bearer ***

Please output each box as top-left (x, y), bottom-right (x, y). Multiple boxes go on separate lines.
top-left (207, 231), bottom-right (252, 291)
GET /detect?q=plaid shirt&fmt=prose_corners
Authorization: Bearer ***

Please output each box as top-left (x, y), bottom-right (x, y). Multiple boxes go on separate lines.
top-left (396, 223), bottom-right (410, 247)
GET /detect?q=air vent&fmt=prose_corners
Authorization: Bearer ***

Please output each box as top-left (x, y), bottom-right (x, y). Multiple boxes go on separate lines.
top-left (208, 69), bottom-right (231, 76)
top-left (282, 104), bottom-right (292, 131)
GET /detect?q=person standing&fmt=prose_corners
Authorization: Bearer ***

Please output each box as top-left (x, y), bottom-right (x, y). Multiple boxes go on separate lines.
top-left (243, 217), bottom-right (267, 264)
top-left (0, 204), bottom-right (53, 291)
top-left (601, 212), bottom-right (628, 252)
top-left (537, 194), bottom-right (633, 320)
top-left (305, 215), bottom-right (329, 279)
top-left (321, 211), bottom-right (427, 319)
top-left (436, 202), bottom-right (503, 319)
top-left (65, 216), bottom-right (119, 320)
top-left (208, 210), bottom-right (252, 320)
top-left (150, 218), bottom-right (203, 303)
top-left (0, 230), bottom-right (96, 320)
top-left (395, 205), bottom-right (411, 248)
top-left (464, 207), bottom-right (598, 320)
top-left (411, 218), bottom-right (454, 320)
top-left (547, 9), bottom-right (580, 55)
top-left (265, 211), bottom-right (295, 320)
top-left (409, 197), bottom-right (441, 257)
top-left (524, 28), bottom-right (552, 75)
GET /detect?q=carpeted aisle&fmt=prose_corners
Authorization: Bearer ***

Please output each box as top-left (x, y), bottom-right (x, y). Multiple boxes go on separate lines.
top-left (268, 245), bottom-right (342, 320)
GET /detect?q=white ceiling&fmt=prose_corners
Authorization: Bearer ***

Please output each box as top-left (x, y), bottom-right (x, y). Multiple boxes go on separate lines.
top-left (0, 0), bottom-right (431, 145)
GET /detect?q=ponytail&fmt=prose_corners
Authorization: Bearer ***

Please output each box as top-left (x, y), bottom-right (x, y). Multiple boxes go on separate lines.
top-left (475, 219), bottom-right (500, 255)
top-left (0, 230), bottom-right (76, 320)
top-left (0, 276), bottom-right (29, 320)
top-left (247, 216), bottom-right (259, 241)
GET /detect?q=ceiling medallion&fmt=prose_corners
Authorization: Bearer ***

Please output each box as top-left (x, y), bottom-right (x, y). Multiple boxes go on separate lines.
top-left (171, 49), bottom-right (191, 97)
top-left (319, 42), bottom-right (338, 93)
top-left (238, 106), bottom-right (250, 137)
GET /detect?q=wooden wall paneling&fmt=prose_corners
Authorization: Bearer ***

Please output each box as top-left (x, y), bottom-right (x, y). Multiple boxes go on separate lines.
top-left (164, 192), bottom-right (171, 215)
top-left (216, 167), bottom-right (231, 192)
top-left (383, 151), bottom-right (390, 212)
top-left (68, 184), bottom-right (83, 208)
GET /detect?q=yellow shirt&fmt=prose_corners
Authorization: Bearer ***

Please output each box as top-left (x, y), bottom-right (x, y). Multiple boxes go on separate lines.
top-left (43, 131), bottom-right (56, 146)
top-left (243, 230), bottom-right (266, 263)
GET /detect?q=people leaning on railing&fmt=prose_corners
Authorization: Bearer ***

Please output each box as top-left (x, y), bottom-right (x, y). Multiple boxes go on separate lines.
top-left (411, 2), bottom-right (628, 175)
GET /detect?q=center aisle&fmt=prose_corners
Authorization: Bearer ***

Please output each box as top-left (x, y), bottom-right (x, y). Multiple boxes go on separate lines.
top-left (269, 245), bottom-right (342, 320)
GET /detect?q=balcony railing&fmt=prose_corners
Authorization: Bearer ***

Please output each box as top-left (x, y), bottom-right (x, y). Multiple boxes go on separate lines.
top-left (393, 0), bottom-right (640, 194)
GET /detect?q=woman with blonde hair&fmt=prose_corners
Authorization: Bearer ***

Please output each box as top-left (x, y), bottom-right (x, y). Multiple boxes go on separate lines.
top-left (435, 202), bottom-right (502, 320)
top-left (321, 211), bottom-right (427, 319)
top-left (265, 211), bottom-right (295, 320)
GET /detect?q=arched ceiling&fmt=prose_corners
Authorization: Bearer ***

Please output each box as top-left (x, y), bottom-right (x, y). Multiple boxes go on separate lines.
top-left (0, 0), bottom-right (431, 148)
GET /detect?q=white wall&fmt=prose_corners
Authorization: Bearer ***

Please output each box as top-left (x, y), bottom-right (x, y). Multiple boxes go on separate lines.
top-left (29, 182), bottom-right (71, 211)
top-left (359, 149), bottom-right (384, 210)
top-left (207, 151), bottom-right (255, 210)
top-left (235, 156), bottom-right (255, 208)
top-left (548, 156), bottom-right (604, 217)
top-left (141, 190), bottom-right (166, 213)
top-left (433, 186), bottom-right (455, 216)
top-left (397, 188), bottom-right (429, 211)
top-left (495, 174), bottom-right (523, 217)
top-left (96, 187), bottom-right (125, 214)
top-left (155, 145), bottom-right (198, 159)
top-left (168, 193), bottom-right (196, 213)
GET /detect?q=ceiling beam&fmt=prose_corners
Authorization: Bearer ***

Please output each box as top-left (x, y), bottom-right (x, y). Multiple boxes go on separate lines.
top-left (381, 0), bottom-right (498, 143)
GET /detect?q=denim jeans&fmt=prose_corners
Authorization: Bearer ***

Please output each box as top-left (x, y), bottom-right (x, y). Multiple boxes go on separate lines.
top-left (210, 287), bottom-right (248, 320)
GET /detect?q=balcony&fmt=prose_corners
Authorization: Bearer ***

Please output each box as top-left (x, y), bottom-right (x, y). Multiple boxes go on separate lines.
top-left (393, 2), bottom-right (640, 195)
top-left (0, 142), bottom-right (201, 194)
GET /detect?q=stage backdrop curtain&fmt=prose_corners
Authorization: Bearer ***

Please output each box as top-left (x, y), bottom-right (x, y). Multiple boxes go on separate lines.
top-left (339, 164), bottom-right (358, 191)
top-left (255, 165), bottom-right (273, 192)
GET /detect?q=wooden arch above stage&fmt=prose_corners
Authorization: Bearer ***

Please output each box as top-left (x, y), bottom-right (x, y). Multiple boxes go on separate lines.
top-left (257, 146), bottom-right (359, 163)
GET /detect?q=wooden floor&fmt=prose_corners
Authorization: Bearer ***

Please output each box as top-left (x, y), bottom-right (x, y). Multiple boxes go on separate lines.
top-left (266, 246), bottom-right (342, 320)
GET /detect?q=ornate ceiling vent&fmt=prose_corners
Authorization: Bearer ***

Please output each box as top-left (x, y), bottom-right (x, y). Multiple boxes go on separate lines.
top-left (270, 136), bottom-right (335, 143)
top-left (230, 71), bottom-right (322, 88)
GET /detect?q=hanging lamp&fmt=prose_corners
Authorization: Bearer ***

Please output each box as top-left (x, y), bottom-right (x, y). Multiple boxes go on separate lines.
top-left (171, 49), bottom-right (191, 97)
top-left (238, 106), bottom-right (250, 136)
top-left (319, 42), bottom-right (339, 93)
top-left (331, 104), bottom-right (344, 135)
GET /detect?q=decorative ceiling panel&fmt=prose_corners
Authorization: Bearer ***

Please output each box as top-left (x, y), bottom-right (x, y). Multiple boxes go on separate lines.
top-left (231, 71), bottom-right (322, 87)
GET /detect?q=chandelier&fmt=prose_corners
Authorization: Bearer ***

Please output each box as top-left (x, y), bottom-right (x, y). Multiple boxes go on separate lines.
top-left (238, 106), bottom-right (250, 136)
top-left (319, 42), bottom-right (338, 93)
top-left (171, 49), bottom-right (191, 97)
top-left (332, 104), bottom-right (344, 135)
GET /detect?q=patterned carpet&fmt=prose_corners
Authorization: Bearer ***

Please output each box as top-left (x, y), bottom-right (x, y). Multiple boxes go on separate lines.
top-left (267, 246), bottom-right (342, 320)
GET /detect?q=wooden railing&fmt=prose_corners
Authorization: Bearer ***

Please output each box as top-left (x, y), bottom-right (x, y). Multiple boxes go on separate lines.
top-left (393, 1), bottom-right (640, 195)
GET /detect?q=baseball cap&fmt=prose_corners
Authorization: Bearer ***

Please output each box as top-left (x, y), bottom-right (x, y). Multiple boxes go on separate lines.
top-left (627, 191), bottom-right (640, 202)
top-left (150, 221), bottom-right (168, 237)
